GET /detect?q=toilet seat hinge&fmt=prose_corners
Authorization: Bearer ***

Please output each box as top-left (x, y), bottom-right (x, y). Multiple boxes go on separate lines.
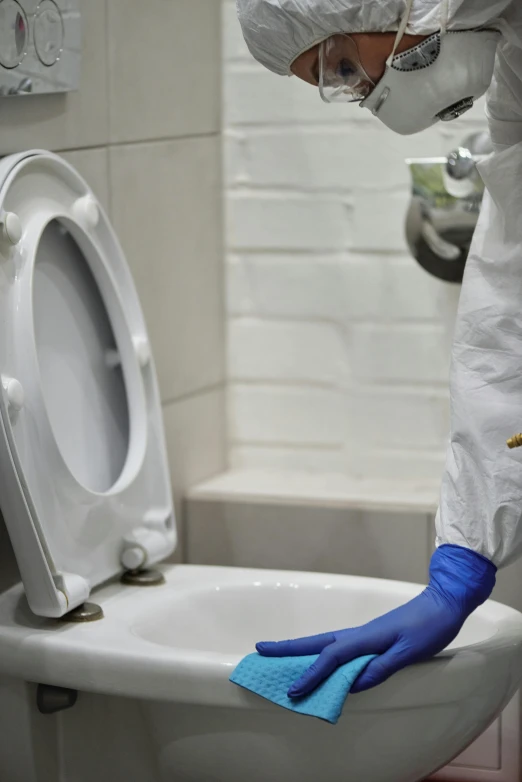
top-left (120, 513), bottom-right (173, 574)
top-left (36, 684), bottom-right (78, 715)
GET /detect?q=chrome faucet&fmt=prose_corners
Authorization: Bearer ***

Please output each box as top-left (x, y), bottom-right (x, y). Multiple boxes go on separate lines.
top-left (405, 132), bottom-right (492, 283)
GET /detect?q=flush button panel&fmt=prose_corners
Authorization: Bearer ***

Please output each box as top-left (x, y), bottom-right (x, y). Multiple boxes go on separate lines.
top-left (0, 0), bottom-right (80, 96)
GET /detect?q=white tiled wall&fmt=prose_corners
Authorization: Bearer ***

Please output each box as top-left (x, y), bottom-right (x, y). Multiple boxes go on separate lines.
top-left (223, 1), bottom-right (488, 484)
top-left (0, 0), bottom-right (225, 590)
top-left (187, 500), bottom-right (432, 584)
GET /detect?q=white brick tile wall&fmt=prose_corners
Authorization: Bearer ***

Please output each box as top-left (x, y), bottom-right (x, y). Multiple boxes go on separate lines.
top-left (229, 319), bottom-right (350, 384)
top-left (350, 189), bottom-right (410, 252)
top-left (344, 448), bottom-right (446, 484)
top-left (230, 445), bottom-right (344, 473)
top-left (225, 66), bottom-right (370, 127)
top-left (349, 324), bottom-right (451, 384)
top-left (223, 0), bottom-right (250, 61)
top-left (223, 0), bottom-right (487, 485)
top-left (227, 255), bottom-right (461, 323)
top-left (227, 254), bottom-right (345, 319)
top-left (346, 388), bottom-right (450, 450)
top-left (227, 192), bottom-right (352, 251)
top-left (225, 125), bottom-right (454, 192)
top-left (229, 385), bottom-right (344, 445)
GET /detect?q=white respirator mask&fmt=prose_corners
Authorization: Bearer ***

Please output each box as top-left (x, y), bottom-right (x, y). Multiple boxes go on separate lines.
top-left (320, 0), bottom-right (501, 135)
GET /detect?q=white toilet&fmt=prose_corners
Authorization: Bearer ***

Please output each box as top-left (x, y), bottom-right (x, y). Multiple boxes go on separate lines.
top-left (0, 150), bottom-right (521, 782)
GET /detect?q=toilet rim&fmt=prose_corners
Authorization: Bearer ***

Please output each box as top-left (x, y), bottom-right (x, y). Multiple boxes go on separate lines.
top-left (0, 564), bottom-right (519, 712)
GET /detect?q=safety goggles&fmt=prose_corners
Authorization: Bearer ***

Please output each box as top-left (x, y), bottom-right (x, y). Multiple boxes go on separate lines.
top-left (318, 34), bottom-right (375, 103)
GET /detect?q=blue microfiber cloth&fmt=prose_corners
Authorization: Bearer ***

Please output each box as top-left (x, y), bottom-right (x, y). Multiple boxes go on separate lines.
top-left (230, 652), bottom-right (376, 724)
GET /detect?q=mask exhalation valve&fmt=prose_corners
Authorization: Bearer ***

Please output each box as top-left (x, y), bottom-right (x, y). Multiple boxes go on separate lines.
top-left (438, 97), bottom-right (474, 122)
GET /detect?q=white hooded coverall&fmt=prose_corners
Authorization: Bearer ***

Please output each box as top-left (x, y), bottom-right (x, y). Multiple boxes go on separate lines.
top-left (236, 0), bottom-right (522, 567)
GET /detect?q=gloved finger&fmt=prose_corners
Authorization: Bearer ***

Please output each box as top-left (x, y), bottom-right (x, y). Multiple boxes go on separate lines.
top-left (350, 648), bottom-right (405, 693)
top-left (287, 644), bottom-right (340, 697)
top-left (287, 629), bottom-right (386, 697)
top-left (256, 631), bottom-right (336, 657)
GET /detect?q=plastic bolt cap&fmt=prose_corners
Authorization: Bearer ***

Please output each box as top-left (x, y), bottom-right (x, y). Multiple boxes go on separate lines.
top-left (73, 195), bottom-right (99, 229)
top-left (3, 377), bottom-right (24, 411)
top-left (2, 212), bottom-right (22, 245)
top-left (121, 546), bottom-right (145, 571)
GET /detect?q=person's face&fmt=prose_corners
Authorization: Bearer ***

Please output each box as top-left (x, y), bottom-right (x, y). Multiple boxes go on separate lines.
top-left (291, 32), bottom-right (427, 92)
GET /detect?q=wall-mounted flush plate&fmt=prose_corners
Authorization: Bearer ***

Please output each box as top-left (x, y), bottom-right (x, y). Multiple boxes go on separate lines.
top-left (0, 0), bottom-right (80, 97)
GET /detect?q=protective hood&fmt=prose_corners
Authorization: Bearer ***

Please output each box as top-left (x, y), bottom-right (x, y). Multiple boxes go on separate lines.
top-left (236, 0), bottom-right (511, 76)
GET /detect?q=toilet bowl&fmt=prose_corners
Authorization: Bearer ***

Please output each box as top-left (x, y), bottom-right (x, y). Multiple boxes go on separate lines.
top-left (0, 150), bottom-right (521, 782)
top-left (1, 565), bottom-right (522, 782)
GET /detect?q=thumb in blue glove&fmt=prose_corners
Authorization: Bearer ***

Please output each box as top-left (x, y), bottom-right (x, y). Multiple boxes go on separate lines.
top-left (256, 544), bottom-right (496, 696)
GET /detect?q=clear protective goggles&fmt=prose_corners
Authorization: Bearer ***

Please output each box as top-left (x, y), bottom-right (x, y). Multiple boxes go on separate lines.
top-left (318, 34), bottom-right (375, 104)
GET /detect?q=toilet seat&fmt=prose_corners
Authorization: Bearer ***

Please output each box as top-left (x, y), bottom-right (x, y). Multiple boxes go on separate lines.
top-left (0, 151), bottom-right (176, 618)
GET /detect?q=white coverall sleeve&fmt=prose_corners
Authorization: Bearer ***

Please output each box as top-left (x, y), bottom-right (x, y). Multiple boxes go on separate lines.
top-left (435, 43), bottom-right (522, 567)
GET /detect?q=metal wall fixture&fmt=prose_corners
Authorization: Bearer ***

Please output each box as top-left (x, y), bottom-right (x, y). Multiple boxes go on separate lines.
top-left (0, 0), bottom-right (80, 97)
top-left (405, 132), bottom-right (492, 283)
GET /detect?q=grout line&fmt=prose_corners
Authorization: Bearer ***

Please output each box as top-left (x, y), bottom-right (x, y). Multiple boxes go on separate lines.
top-left (104, 0), bottom-right (111, 142)
top-left (228, 379), bottom-right (450, 393)
top-left (106, 136), bottom-right (114, 220)
top-left (229, 440), bottom-right (344, 450)
top-left (230, 441), bottom-right (342, 452)
top-left (228, 378), bottom-right (342, 390)
top-left (161, 381), bottom-right (226, 408)
top-left (224, 116), bottom-right (488, 126)
top-left (226, 184), bottom-right (408, 197)
top-left (224, 248), bottom-right (409, 257)
top-left (55, 131), bottom-right (220, 156)
top-left (225, 250), bottom-right (418, 260)
top-left (230, 440), bottom-right (446, 457)
top-left (228, 313), bottom-right (452, 328)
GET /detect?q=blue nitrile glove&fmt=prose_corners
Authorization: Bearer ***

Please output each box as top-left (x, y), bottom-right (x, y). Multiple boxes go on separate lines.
top-left (256, 544), bottom-right (496, 696)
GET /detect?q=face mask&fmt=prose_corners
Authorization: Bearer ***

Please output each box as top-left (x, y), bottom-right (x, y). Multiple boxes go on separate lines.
top-left (360, 27), bottom-right (500, 135)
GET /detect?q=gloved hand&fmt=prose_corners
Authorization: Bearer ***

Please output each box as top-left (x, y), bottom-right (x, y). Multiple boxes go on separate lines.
top-left (256, 544), bottom-right (496, 696)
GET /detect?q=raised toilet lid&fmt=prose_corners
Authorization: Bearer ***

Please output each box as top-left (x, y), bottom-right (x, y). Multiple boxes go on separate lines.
top-left (0, 150), bottom-right (176, 618)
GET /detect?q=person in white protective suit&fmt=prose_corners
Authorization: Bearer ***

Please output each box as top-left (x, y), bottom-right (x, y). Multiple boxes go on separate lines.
top-left (235, 0), bottom-right (522, 696)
